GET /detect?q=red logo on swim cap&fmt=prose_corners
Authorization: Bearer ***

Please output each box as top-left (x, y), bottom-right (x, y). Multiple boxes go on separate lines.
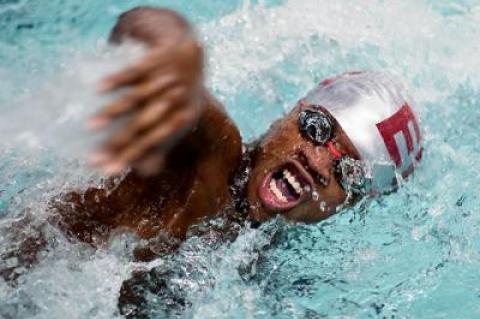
top-left (376, 103), bottom-right (422, 179)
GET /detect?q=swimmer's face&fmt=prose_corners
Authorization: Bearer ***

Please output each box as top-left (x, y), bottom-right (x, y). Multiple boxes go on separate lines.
top-left (246, 102), bottom-right (361, 223)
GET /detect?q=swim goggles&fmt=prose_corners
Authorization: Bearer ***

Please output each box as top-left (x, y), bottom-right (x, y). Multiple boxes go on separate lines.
top-left (298, 106), bottom-right (367, 195)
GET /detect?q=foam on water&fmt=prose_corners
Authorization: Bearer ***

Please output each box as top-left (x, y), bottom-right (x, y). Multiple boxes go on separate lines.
top-left (204, 0), bottom-right (480, 138)
top-left (0, 42), bottom-right (146, 217)
top-left (0, 42), bottom-right (144, 150)
top-left (0, 0), bottom-right (479, 318)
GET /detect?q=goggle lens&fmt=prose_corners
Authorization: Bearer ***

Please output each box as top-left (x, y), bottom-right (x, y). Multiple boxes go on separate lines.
top-left (298, 109), bottom-right (333, 145)
top-left (298, 106), bottom-right (367, 195)
top-left (335, 156), bottom-right (366, 195)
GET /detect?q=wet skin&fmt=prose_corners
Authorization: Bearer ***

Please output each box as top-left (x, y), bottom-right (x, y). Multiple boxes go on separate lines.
top-left (88, 8), bottom-right (362, 317)
top-left (0, 7), bottom-right (368, 317)
top-left (247, 103), bottom-right (361, 223)
top-left (49, 7), bottom-right (362, 247)
top-left (51, 95), bottom-right (242, 243)
top-left (0, 7), bottom-right (362, 283)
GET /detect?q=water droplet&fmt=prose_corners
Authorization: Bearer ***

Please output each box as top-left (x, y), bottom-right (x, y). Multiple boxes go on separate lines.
top-left (319, 201), bottom-right (327, 212)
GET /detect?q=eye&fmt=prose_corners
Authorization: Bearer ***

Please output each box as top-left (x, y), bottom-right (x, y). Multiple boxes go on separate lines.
top-left (335, 156), bottom-right (366, 194)
top-left (298, 109), bottom-right (333, 144)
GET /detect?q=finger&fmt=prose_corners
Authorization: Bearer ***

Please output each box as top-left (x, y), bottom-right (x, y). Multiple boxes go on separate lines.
top-left (88, 149), bottom-right (112, 166)
top-left (98, 48), bottom-right (170, 92)
top-left (101, 86), bottom-right (188, 150)
top-left (102, 99), bottom-right (170, 151)
top-left (115, 106), bottom-right (197, 165)
top-left (89, 74), bottom-right (180, 130)
top-left (97, 106), bottom-right (196, 176)
top-left (103, 161), bottom-right (127, 176)
top-left (135, 153), bottom-right (166, 177)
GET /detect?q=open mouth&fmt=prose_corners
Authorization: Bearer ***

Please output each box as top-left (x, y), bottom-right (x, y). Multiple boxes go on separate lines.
top-left (258, 160), bottom-right (314, 211)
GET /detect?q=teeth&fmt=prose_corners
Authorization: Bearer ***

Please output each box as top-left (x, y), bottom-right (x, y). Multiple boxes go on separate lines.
top-left (283, 170), bottom-right (303, 195)
top-left (269, 179), bottom-right (288, 202)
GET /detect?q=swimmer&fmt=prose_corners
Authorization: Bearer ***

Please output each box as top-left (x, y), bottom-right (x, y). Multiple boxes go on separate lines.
top-left (73, 6), bottom-right (422, 244)
top-left (1, 5), bottom-right (422, 293)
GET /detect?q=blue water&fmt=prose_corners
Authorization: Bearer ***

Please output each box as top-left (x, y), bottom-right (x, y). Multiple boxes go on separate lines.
top-left (1, 0), bottom-right (480, 318)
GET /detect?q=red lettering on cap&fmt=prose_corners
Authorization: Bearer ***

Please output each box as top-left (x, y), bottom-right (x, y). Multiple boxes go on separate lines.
top-left (376, 103), bottom-right (422, 178)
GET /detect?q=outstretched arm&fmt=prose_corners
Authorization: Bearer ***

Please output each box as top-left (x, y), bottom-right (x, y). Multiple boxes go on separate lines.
top-left (61, 7), bottom-right (242, 241)
top-left (1, 8), bottom-right (243, 284)
top-left (89, 7), bottom-right (224, 176)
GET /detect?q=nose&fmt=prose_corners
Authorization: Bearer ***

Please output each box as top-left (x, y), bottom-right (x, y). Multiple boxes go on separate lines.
top-left (301, 146), bottom-right (333, 185)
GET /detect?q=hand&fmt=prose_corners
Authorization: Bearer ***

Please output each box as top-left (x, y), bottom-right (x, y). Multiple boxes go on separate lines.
top-left (89, 35), bottom-right (204, 176)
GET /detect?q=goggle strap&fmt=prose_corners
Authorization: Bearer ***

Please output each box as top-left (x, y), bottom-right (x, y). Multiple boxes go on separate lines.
top-left (327, 141), bottom-right (342, 160)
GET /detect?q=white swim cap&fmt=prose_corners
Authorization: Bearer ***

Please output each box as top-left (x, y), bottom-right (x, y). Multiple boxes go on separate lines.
top-left (303, 71), bottom-right (422, 194)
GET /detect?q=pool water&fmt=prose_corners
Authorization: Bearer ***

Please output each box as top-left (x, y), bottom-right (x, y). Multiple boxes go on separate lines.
top-left (1, 0), bottom-right (480, 318)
